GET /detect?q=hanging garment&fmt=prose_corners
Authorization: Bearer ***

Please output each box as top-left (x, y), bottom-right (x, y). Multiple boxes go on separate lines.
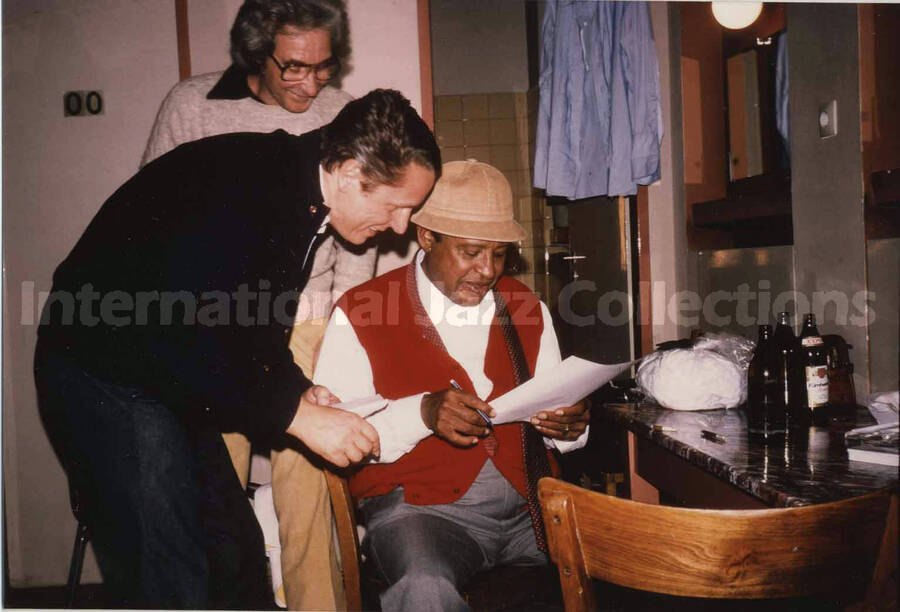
top-left (775, 30), bottom-right (790, 159)
top-left (534, 1), bottom-right (662, 199)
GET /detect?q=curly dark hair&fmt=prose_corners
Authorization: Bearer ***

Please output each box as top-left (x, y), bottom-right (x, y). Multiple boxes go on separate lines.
top-left (320, 89), bottom-right (441, 191)
top-left (230, 0), bottom-right (349, 75)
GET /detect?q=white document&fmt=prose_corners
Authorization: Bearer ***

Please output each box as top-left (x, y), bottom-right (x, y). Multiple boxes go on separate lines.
top-left (490, 356), bottom-right (633, 425)
top-left (334, 395), bottom-right (388, 419)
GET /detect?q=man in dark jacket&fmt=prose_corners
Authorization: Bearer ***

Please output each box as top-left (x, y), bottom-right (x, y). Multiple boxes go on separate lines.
top-left (34, 88), bottom-right (438, 610)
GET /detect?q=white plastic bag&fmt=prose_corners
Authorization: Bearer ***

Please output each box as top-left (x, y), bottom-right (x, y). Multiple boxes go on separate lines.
top-left (692, 332), bottom-right (755, 370)
top-left (636, 333), bottom-right (754, 411)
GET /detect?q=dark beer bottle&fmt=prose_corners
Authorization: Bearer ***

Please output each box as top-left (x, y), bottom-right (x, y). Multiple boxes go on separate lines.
top-left (747, 325), bottom-right (786, 440)
top-left (795, 313), bottom-right (829, 424)
top-left (772, 312), bottom-right (797, 418)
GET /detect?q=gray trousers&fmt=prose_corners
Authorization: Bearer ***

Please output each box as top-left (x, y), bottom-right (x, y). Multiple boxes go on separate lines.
top-left (358, 459), bottom-right (547, 612)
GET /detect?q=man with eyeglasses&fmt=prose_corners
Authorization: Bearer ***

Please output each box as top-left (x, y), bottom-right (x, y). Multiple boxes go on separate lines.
top-left (143, 0), bottom-right (353, 161)
top-left (142, 1), bottom-right (371, 610)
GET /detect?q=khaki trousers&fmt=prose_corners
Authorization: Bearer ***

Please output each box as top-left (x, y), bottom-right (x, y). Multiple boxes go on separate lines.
top-left (222, 317), bottom-right (345, 611)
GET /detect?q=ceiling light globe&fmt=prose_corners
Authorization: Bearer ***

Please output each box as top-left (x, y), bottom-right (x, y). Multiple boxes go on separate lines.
top-left (711, 2), bottom-right (763, 30)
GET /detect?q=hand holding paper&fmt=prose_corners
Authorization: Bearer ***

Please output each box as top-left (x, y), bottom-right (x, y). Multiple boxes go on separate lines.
top-left (335, 357), bottom-right (632, 461)
top-left (333, 395), bottom-right (388, 419)
top-left (489, 356), bottom-right (633, 425)
top-left (530, 399), bottom-right (590, 441)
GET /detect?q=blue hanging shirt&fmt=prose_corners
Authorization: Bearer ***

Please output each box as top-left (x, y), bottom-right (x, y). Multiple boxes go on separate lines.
top-left (534, 0), bottom-right (662, 199)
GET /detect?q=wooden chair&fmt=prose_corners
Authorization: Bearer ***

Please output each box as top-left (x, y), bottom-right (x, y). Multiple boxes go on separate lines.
top-left (538, 477), bottom-right (897, 611)
top-left (324, 469), bottom-right (561, 611)
top-left (324, 469), bottom-right (365, 611)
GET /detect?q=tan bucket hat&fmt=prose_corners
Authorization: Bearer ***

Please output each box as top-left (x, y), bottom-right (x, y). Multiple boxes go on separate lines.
top-left (411, 159), bottom-right (526, 242)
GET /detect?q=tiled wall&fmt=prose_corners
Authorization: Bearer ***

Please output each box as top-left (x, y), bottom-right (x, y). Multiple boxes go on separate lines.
top-left (433, 89), bottom-right (549, 294)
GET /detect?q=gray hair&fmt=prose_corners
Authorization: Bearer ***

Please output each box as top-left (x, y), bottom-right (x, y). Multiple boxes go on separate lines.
top-left (230, 0), bottom-right (349, 75)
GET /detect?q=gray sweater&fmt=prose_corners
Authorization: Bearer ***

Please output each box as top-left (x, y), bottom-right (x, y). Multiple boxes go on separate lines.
top-left (142, 68), bottom-right (376, 320)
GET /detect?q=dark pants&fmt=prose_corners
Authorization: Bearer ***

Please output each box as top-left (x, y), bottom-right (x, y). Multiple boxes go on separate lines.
top-left (34, 344), bottom-right (273, 610)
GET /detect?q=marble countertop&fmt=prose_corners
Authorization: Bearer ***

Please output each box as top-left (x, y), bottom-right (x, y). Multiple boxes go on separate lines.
top-left (599, 402), bottom-right (898, 507)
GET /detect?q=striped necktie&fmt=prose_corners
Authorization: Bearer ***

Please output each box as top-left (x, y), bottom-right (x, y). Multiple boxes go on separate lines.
top-left (494, 290), bottom-right (552, 552)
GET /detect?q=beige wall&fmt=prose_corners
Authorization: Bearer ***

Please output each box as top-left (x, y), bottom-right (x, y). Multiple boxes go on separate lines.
top-left (430, 0), bottom-right (529, 96)
top-left (346, 0), bottom-right (426, 275)
top-left (344, 0), bottom-right (423, 111)
top-left (2, 0), bottom-right (423, 587)
top-left (188, 0), bottom-right (245, 75)
top-left (3, 0), bottom-right (180, 586)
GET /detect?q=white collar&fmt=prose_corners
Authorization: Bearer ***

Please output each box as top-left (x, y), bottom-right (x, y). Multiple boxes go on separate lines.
top-left (316, 164), bottom-right (330, 233)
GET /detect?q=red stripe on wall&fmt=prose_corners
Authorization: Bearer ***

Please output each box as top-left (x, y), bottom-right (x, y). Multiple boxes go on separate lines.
top-left (175, 0), bottom-right (192, 81)
top-left (417, 0), bottom-right (434, 129)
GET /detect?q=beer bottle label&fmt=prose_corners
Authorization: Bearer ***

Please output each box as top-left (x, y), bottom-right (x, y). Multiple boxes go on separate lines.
top-left (801, 336), bottom-right (823, 347)
top-left (805, 365), bottom-right (829, 408)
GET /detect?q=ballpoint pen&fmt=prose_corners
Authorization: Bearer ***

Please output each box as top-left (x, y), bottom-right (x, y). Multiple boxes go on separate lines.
top-left (449, 379), bottom-right (494, 430)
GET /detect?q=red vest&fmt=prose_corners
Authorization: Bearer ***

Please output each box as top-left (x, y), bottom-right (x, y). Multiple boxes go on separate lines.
top-left (337, 262), bottom-right (559, 505)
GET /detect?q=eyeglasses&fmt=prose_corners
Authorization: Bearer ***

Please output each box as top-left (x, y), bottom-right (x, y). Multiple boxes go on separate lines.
top-left (268, 54), bottom-right (340, 83)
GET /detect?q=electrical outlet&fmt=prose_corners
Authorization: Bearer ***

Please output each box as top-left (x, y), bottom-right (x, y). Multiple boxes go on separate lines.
top-left (64, 90), bottom-right (104, 117)
top-left (818, 100), bottom-right (837, 139)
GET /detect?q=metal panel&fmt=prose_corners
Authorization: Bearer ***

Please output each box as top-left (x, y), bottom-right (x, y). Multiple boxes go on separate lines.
top-left (866, 238), bottom-right (900, 393)
top-left (696, 246), bottom-right (795, 340)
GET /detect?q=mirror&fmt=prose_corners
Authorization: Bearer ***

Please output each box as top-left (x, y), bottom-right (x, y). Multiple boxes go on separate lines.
top-left (722, 14), bottom-right (787, 182)
top-left (681, 3), bottom-right (793, 250)
top-left (726, 48), bottom-right (763, 179)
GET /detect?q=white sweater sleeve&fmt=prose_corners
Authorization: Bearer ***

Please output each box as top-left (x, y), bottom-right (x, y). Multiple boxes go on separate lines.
top-left (330, 241), bottom-right (378, 306)
top-left (140, 78), bottom-right (209, 167)
top-left (314, 301), bottom-right (588, 462)
top-left (314, 307), bottom-right (433, 463)
top-left (535, 302), bottom-right (589, 453)
top-left (141, 85), bottom-right (188, 167)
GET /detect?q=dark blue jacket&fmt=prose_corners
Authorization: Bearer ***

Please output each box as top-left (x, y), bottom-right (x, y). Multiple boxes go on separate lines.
top-left (38, 129), bottom-right (328, 443)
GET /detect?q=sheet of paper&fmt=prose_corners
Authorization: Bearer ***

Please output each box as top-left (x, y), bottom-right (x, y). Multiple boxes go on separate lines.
top-left (490, 356), bottom-right (633, 425)
top-left (333, 395), bottom-right (388, 419)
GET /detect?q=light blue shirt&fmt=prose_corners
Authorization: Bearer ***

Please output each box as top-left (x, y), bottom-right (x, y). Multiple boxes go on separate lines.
top-left (534, 1), bottom-right (662, 199)
top-left (775, 30), bottom-right (790, 158)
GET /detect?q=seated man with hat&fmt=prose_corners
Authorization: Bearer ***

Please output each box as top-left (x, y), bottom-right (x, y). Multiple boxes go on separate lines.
top-left (314, 160), bottom-right (590, 611)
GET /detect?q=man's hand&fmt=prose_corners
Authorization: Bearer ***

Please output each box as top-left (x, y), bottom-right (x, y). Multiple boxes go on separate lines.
top-left (286, 385), bottom-right (381, 467)
top-left (421, 389), bottom-right (495, 447)
top-left (530, 400), bottom-right (590, 442)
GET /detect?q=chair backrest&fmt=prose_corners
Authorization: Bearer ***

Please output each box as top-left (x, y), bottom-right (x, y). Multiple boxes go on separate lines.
top-left (538, 477), bottom-right (895, 611)
top-left (324, 469), bottom-right (363, 612)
